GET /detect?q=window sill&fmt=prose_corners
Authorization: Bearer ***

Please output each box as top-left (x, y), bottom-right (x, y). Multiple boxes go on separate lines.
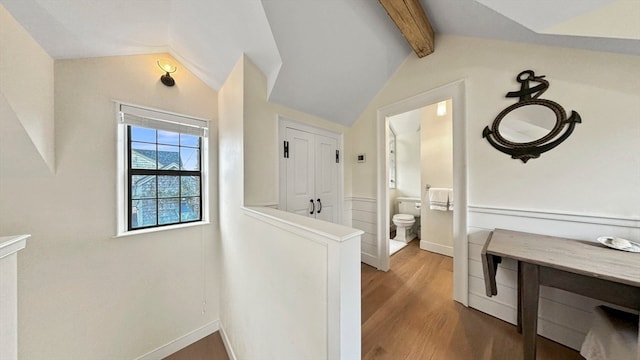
top-left (113, 220), bottom-right (211, 238)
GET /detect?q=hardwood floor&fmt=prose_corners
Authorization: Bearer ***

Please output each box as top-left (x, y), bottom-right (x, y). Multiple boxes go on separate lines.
top-left (362, 240), bottom-right (584, 360)
top-left (163, 331), bottom-right (229, 360)
top-left (165, 240), bottom-right (582, 359)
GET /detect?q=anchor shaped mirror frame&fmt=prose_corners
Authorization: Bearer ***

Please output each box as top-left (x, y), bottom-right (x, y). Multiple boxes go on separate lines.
top-left (483, 70), bottom-right (582, 163)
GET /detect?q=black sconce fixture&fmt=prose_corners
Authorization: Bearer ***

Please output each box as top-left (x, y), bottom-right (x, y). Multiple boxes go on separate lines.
top-left (157, 59), bottom-right (177, 87)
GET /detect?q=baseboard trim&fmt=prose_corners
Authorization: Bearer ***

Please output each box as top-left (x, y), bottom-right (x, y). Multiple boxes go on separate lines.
top-left (135, 320), bottom-right (219, 360)
top-left (361, 252), bottom-right (379, 268)
top-left (420, 240), bottom-right (453, 257)
top-left (218, 322), bottom-right (238, 360)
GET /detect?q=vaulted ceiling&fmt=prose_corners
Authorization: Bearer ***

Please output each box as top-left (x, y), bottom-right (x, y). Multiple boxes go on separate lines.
top-left (2, 0), bottom-right (638, 126)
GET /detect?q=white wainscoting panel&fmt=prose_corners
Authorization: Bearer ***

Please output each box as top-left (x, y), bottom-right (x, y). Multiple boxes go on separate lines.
top-left (343, 198), bottom-right (353, 227)
top-left (467, 205), bottom-right (640, 351)
top-left (348, 197), bottom-right (378, 267)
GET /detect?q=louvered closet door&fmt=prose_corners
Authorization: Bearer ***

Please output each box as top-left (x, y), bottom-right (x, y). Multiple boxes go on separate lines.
top-left (285, 127), bottom-right (316, 217)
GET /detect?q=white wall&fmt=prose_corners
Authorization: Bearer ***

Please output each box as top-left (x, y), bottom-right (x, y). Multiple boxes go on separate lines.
top-left (219, 55), bottom-right (332, 359)
top-left (348, 33), bottom-right (640, 245)
top-left (241, 55), bottom-right (347, 207)
top-left (348, 34), bottom-right (640, 348)
top-left (350, 35), bottom-right (640, 217)
top-left (420, 100), bottom-right (453, 253)
top-left (0, 5), bottom-right (55, 172)
top-left (395, 131), bottom-right (421, 198)
top-left (0, 53), bottom-right (220, 359)
top-left (0, 236), bottom-right (28, 360)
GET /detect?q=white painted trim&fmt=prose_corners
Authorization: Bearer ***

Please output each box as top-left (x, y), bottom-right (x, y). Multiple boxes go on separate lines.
top-left (345, 196), bottom-right (376, 203)
top-left (115, 100), bottom-right (211, 124)
top-left (116, 102), bottom-right (127, 236)
top-left (135, 321), bottom-right (219, 360)
top-left (277, 115), bottom-right (344, 225)
top-left (0, 235), bottom-right (29, 260)
top-left (361, 252), bottom-right (379, 268)
top-left (114, 101), bottom-right (211, 237)
top-left (468, 206), bottom-right (640, 241)
top-left (243, 206), bottom-right (362, 358)
top-left (218, 322), bottom-right (237, 360)
top-left (243, 206), bottom-right (363, 244)
top-left (419, 240), bottom-right (453, 257)
top-left (244, 202), bottom-right (279, 209)
top-left (326, 237), bottom-right (362, 359)
top-left (376, 79), bottom-right (468, 305)
top-left (112, 221), bottom-right (211, 238)
top-left (468, 205), bottom-right (640, 228)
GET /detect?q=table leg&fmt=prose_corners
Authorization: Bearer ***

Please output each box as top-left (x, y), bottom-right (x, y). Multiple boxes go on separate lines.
top-left (521, 262), bottom-right (539, 360)
top-left (517, 261), bottom-right (522, 334)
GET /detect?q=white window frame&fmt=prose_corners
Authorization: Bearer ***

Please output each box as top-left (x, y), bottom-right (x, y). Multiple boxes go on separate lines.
top-left (115, 102), bottom-right (210, 237)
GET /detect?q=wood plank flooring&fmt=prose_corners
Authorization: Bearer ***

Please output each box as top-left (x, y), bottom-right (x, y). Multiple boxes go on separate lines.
top-left (362, 240), bottom-right (584, 360)
top-left (164, 240), bottom-right (583, 359)
top-left (163, 331), bottom-right (229, 360)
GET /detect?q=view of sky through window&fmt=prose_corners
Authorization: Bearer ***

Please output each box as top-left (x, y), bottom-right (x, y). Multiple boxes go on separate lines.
top-left (129, 126), bottom-right (202, 229)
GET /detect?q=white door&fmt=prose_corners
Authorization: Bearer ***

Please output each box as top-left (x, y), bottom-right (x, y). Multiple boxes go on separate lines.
top-left (285, 127), bottom-right (316, 217)
top-left (314, 134), bottom-right (338, 222)
top-left (283, 127), bottom-right (339, 223)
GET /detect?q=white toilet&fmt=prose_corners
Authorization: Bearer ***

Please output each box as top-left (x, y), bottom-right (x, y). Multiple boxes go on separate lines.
top-left (392, 197), bottom-right (421, 243)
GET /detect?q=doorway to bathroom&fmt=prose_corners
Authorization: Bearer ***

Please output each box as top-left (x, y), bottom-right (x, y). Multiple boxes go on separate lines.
top-left (387, 100), bottom-right (454, 258)
top-left (387, 110), bottom-right (423, 256)
top-left (375, 80), bottom-right (468, 305)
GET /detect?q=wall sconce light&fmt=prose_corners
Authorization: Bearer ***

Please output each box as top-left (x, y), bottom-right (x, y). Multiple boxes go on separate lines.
top-left (157, 59), bottom-right (177, 87)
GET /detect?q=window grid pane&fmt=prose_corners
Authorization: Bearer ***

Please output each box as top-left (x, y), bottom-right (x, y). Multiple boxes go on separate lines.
top-left (181, 197), bottom-right (200, 222)
top-left (132, 199), bottom-right (157, 228)
top-left (128, 125), bottom-right (202, 231)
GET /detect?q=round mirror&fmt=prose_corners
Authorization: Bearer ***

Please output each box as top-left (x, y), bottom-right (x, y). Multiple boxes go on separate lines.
top-left (498, 104), bottom-right (557, 143)
top-left (483, 70), bottom-right (582, 162)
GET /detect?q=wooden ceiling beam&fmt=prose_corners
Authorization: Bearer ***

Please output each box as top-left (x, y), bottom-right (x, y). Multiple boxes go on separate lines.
top-left (379, 0), bottom-right (435, 58)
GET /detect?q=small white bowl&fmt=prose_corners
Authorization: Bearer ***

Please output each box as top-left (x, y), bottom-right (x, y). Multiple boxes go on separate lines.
top-left (597, 236), bottom-right (640, 253)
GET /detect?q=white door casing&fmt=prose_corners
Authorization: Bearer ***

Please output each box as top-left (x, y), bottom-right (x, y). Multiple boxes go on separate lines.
top-left (376, 79), bottom-right (468, 306)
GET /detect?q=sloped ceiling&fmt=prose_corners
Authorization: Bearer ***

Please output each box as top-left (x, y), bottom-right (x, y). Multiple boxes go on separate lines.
top-left (476, 0), bottom-right (640, 40)
top-left (389, 108), bottom-right (422, 136)
top-left (1, 0), bottom-right (638, 127)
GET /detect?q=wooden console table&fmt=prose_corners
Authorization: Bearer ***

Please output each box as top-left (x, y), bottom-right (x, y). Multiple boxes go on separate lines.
top-left (481, 229), bottom-right (640, 360)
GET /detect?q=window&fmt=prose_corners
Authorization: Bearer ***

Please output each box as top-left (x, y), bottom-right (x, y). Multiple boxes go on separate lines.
top-left (117, 104), bottom-right (209, 234)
